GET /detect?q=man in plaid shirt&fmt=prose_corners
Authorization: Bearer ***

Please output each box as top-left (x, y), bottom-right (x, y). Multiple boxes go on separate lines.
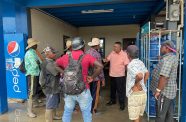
top-left (86, 38), bottom-right (105, 114)
top-left (150, 40), bottom-right (178, 122)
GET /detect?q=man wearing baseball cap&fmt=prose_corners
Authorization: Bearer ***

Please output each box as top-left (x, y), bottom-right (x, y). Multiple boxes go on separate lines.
top-left (86, 38), bottom-right (105, 114)
top-left (150, 40), bottom-right (178, 122)
top-left (64, 39), bottom-right (72, 52)
top-left (40, 46), bottom-right (61, 122)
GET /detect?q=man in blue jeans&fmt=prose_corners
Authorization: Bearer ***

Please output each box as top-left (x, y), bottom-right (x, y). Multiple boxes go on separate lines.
top-left (56, 37), bottom-right (103, 122)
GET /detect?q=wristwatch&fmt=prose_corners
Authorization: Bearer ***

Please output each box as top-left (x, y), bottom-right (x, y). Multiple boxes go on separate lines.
top-left (156, 88), bottom-right (161, 92)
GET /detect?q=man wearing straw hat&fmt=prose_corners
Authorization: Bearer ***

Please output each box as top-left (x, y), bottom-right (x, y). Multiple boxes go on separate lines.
top-left (25, 38), bottom-right (41, 118)
top-left (150, 40), bottom-right (178, 122)
top-left (86, 37), bottom-right (105, 114)
top-left (64, 39), bottom-right (72, 53)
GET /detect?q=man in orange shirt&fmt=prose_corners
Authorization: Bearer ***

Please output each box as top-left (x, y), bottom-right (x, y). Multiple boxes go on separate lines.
top-left (104, 42), bottom-right (129, 110)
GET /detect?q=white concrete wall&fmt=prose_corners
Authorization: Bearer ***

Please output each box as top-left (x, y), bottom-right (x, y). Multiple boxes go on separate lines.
top-left (78, 25), bottom-right (140, 56)
top-left (30, 9), bottom-right (78, 55)
top-left (30, 9), bottom-right (140, 57)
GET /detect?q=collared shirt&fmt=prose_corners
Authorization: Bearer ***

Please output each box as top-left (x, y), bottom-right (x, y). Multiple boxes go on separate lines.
top-left (126, 59), bottom-right (148, 97)
top-left (40, 58), bottom-right (60, 94)
top-left (56, 50), bottom-right (96, 89)
top-left (150, 53), bottom-right (178, 99)
top-left (25, 48), bottom-right (41, 76)
top-left (86, 48), bottom-right (105, 81)
top-left (107, 50), bottom-right (129, 77)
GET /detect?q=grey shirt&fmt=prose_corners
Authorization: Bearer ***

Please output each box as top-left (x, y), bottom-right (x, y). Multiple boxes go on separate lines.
top-left (39, 58), bottom-right (60, 94)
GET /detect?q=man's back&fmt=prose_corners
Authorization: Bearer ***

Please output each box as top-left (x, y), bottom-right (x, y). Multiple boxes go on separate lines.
top-left (56, 50), bottom-right (96, 89)
top-left (25, 48), bottom-right (40, 76)
top-left (40, 59), bottom-right (60, 94)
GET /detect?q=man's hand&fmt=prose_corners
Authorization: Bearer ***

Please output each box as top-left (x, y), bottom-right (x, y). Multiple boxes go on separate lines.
top-left (101, 80), bottom-right (105, 87)
top-left (103, 59), bottom-right (108, 63)
top-left (132, 83), bottom-right (142, 92)
top-left (87, 76), bottom-right (93, 83)
top-left (154, 91), bottom-right (160, 100)
top-left (131, 85), bottom-right (139, 92)
top-left (135, 73), bottom-right (143, 82)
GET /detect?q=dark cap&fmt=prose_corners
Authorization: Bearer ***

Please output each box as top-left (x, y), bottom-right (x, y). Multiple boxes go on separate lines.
top-left (161, 40), bottom-right (176, 52)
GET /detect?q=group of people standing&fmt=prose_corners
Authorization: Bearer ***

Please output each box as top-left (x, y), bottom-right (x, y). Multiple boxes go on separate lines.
top-left (23, 36), bottom-right (178, 122)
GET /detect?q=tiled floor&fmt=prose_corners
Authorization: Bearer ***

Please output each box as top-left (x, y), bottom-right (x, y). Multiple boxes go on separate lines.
top-left (0, 89), bottom-right (153, 122)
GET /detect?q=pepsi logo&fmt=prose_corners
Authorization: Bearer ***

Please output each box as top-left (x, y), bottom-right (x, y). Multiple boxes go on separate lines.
top-left (7, 41), bottom-right (20, 57)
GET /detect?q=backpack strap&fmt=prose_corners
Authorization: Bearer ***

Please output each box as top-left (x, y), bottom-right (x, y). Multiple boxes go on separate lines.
top-left (67, 52), bottom-right (84, 64)
top-left (67, 52), bottom-right (74, 65)
top-left (77, 54), bottom-right (85, 64)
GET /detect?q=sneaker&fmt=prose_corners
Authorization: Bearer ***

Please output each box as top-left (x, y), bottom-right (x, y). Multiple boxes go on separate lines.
top-left (27, 112), bottom-right (37, 118)
top-left (53, 116), bottom-right (62, 120)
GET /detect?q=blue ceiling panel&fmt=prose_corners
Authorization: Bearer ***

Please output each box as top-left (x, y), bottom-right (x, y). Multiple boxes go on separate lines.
top-left (39, 0), bottom-right (165, 27)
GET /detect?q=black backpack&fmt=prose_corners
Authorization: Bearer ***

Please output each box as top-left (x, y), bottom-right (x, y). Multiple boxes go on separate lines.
top-left (62, 53), bottom-right (86, 95)
top-left (19, 59), bottom-right (26, 73)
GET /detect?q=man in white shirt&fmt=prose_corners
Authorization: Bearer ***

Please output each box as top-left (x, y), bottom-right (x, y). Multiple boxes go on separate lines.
top-left (126, 45), bottom-right (149, 122)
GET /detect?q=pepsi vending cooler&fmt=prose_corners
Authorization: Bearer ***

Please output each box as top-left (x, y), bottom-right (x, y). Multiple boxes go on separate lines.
top-left (4, 33), bottom-right (27, 99)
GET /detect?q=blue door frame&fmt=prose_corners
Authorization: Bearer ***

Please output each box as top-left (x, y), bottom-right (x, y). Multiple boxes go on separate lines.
top-left (181, 3), bottom-right (186, 122)
top-left (0, 0), bottom-right (29, 114)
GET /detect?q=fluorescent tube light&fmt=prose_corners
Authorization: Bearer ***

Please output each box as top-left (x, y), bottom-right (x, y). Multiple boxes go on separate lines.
top-left (81, 9), bottom-right (114, 14)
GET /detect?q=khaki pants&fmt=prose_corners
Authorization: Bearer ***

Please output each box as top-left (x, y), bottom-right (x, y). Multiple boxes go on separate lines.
top-left (27, 75), bottom-right (39, 100)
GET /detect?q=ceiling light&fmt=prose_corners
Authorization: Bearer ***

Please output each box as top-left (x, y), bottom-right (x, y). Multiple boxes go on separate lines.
top-left (81, 9), bottom-right (114, 14)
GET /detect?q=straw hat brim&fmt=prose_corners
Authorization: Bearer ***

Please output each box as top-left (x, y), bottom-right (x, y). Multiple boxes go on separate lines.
top-left (88, 42), bottom-right (100, 47)
top-left (26, 41), bottom-right (39, 50)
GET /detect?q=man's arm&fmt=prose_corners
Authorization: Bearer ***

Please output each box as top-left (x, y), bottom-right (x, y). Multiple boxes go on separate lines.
top-left (87, 60), bottom-right (103, 83)
top-left (92, 60), bottom-right (103, 79)
top-left (157, 75), bottom-right (168, 90)
top-left (103, 58), bottom-right (109, 63)
top-left (144, 71), bottom-right (149, 84)
top-left (54, 63), bottom-right (64, 74)
top-left (154, 75), bottom-right (168, 99)
top-left (103, 52), bottom-right (112, 63)
top-left (132, 71), bottom-right (149, 91)
top-left (132, 72), bottom-right (143, 91)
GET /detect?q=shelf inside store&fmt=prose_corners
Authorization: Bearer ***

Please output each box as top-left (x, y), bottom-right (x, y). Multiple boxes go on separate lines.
top-left (148, 116), bottom-right (180, 119)
top-left (150, 29), bottom-right (181, 35)
top-left (145, 57), bottom-right (159, 61)
top-left (147, 59), bottom-right (159, 61)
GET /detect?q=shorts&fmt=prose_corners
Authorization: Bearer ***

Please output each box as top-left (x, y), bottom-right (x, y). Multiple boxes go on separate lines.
top-left (46, 93), bottom-right (60, 109)
top-left (128, 91), bottom-right (147, 120)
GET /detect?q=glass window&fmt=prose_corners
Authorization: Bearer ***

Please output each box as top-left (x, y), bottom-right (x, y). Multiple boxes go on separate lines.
top-left (99, 38), bottom-right (105, 58)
